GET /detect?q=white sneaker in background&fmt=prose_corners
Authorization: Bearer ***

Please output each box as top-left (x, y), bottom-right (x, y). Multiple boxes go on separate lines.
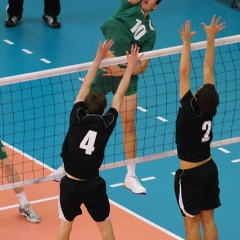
top-left (124, 174), bottom-right (146, 195)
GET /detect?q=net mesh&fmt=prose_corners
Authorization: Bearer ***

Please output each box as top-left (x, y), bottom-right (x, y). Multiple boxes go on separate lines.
top-left (0, 35), bottom-right (240, 190)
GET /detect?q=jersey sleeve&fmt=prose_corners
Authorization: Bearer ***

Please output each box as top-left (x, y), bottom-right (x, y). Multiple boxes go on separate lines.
top-left (180, 90), bottom-right (197, 113)
top-left (69, 102), bottom-right (86, 124)
top-left (103, 108), bottom-right (118, 133)
top-left (140, 32), bottom-right (156, 52)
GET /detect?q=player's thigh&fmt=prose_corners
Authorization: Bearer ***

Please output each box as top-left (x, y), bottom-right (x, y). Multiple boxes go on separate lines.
top-left (174, 168), bottom-right (207, 216)
top-left (59, 176), bottom-right (83, 221)
top-left (96, 218), bottom-right (115, 240)
top-left (202, 160), bottom-right (221, 210)
top-left (200, 209), bottom-right (215, 224)
top-left (0, 141), bottom-right (7, 164)
top-left (58, 219), bottom-right (73, 235)
top-left (90, 70), bottom-right (121, 95)
top-left (120, 93), bottom-right (137, 123)
top-left (84, 177), bottom-right (110, 222)
top-left (184, 214), bottom-right (201, 231)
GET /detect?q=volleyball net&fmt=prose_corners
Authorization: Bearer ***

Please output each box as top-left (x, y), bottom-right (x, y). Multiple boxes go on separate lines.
top-left (0, 35), bottom-right (240, 190)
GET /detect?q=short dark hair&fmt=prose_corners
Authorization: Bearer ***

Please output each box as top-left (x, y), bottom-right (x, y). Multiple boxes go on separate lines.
top-left (195, 84), bottom-right (219, 113)
top-left (156, 0), bottom-right (162, 4)
top-left (84, 91), bottom-right (107, 115)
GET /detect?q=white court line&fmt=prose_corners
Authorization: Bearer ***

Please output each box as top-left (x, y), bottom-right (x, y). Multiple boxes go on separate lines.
top-left (22, 49), bottom-right (33, 54)
top-left (40, 58), bottom-right (51, 64)
top-left (137, 106), bottom-right (148, 112)
top-left (156, 116), bottom-right (168, 122)
top-left (2, 141), bottom-right (54, 172)
top-left (0, 196), bottom-right (58, 211)
top-left (171, 172), bottom-right (176, 175)
top-left (110, 199), bottom-right (184, 240)
top-left (218, 147), bottom-right (230, 153)
top-left (110, 183), bottom-right (124, 188)
top-left (231, 159), bottom-right (240, 163)
top-left (1, 196), bottom-right (184, 239)
top-left (3, 39), bottom-right (14, 45)
top-left (141, 176), bottom-right (156, 181)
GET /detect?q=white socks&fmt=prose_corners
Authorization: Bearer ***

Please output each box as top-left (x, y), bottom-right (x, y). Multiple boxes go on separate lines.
top-left (16, 191), bottom-right (29, 206)
top-left (127, 164), bottom-right (136, 177)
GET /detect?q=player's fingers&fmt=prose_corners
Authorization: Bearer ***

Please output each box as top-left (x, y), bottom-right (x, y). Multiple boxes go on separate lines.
top-left (215, 16), bottom-right (221, 25)
top-left (181, 24), bottom-right (185, 31)
top-left (211, 15), bottom-right (216, 25)
top-left (191, 31), bottom-right (197, 36)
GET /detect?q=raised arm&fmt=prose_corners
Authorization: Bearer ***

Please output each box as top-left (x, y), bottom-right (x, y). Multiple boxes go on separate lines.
top-left (128, 0), bottom-right (141, 4)
top-left (111, 45), bottom-right (143, 111)
top-left (202, 15), bottom-right (226, 86)
top-left (178, 20), bottom-right (196, 100)
top-left (75, 40), bottom-right (114, 103)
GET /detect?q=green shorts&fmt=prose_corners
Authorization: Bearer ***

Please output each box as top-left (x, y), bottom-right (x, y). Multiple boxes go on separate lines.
top-left (90, 69), bottom-right (138, 96)
top-left (0, 141), bottom-right (7, 160)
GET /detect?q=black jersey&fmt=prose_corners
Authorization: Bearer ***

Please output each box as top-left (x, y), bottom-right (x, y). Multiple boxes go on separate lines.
top-left (61, 102), bottom-right (118, 179)
top-left (176, 91), bottom-right (216, 162)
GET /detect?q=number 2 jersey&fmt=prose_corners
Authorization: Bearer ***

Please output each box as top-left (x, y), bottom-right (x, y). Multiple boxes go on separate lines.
top-left (175, 90), bottom-right (217, 163)
top-left (61, 102), bottom-right (118, 179)
top-left (101, 0), bottom-right (157, 58)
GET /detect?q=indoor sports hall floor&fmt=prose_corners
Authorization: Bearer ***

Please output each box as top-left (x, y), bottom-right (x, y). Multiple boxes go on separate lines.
top-left (0, 0), bottom-right (240, 239)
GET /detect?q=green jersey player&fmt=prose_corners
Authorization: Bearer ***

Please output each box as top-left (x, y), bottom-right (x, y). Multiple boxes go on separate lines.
top-left (91, 0), bottom-right (162, 195)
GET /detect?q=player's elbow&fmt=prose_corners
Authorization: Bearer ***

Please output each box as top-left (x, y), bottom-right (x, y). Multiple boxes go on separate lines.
top-left (179, 68), bottom-right (190, 79)
top-left (203, 62), bottom-right (214, 71)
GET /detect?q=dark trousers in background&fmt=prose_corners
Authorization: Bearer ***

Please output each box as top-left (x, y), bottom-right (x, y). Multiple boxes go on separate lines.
top-left (7, 0), bottom-right (61, 18)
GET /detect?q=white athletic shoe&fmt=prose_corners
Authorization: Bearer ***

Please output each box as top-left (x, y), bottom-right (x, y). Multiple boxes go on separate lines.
top-left (124, 174), bottom-right (146, 195)
top-left (19, 203), bottom-right (41, 223)
top-left (49, 164), bottom-right (66, 182)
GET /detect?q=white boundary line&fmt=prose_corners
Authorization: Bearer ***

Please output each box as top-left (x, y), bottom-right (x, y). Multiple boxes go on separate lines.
top-left (0, 196), bottom-right (184, 240)
top-left (110, 199), bottom-right (184, 240)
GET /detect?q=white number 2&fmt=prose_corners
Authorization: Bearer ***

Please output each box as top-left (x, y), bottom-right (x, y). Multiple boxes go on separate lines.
top-left (79, 130), bottom-right (97, 155)
top-left (201, 121), bottom-right (212, 142)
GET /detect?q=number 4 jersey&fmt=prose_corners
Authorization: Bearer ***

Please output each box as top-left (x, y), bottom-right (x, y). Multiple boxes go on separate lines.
top-left (100, 0), bottom-right (157, 58)
top-left (175, 90), bottom-right (217, 163)
top-left (61, 102), bottom-right (118, 179)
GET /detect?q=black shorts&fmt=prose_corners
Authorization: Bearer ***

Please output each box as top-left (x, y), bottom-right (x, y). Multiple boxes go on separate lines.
top-left (174, 159), bottom-right (221, 217)
top-left (58, 175), bottom-right (110, 222)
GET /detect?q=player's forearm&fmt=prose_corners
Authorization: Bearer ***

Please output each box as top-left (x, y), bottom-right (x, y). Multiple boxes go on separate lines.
top-left (118, 66), bottom-right (134, 95)
top-left (204, 36), bottom-right (215, 70)
top-left (128, 0), bottom-right (141, 5)
top-left (83, 58), bottom-right (101, 87)
top-left (179, 41), bottom-right (191, 77)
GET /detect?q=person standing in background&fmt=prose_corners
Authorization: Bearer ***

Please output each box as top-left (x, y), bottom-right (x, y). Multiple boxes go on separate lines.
top-left (0, 141), bottom-right (40, 223)
top-left (5, 0), bottom-right (61, 28)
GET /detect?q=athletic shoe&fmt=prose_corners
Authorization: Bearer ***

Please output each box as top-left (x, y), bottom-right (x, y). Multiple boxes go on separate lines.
top-left (49, 164), bottom-right (66, 182)
top-left (19, 203), bottom-right (41, 223)
top-left (42, 14), bottom-right (61, 28)
top-left (5, 16), bottom-right (21, 27)
top-left (124, 174), bottom-right (146, 195)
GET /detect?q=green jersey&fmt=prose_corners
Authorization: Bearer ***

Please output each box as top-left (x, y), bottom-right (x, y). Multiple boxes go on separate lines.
top-left (101, 0), bottom-right (157, 57)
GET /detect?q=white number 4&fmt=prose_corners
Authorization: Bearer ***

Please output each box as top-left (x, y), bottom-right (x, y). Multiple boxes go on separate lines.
top-left (201, 121), bottom-right (212, 142)
top-left (79, 130), bottom-right (97, 155)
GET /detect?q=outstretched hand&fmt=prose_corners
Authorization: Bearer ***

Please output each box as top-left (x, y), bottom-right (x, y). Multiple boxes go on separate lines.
top-left (178, 20), bottom-right (197, 43)
top-left (95, 39), bottom-right (114, 61)
top-left (126, 44), bottom-right (143, 69)
top-left (201, 15), bottom-right (226, 37)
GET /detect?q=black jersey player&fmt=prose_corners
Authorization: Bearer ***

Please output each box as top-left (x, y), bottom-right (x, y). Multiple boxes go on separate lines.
top-left (174, 16), bottom-right (226, 240)
top-left (57, 41), bottom-right (143, 240)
